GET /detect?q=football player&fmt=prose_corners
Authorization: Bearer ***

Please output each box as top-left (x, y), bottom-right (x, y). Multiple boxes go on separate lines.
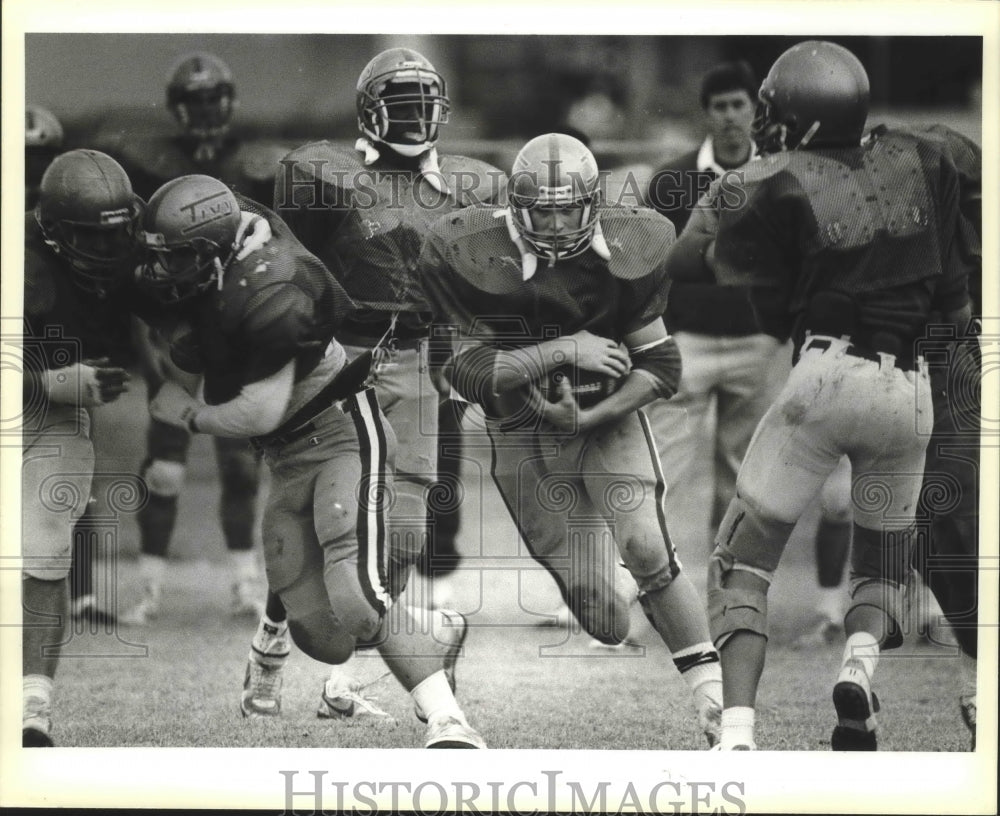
top-left (22, 150), bottom-right (139, 746)
top-left (137, 174), bottom-right (484, 748)
top-left (686, 42), bottom-right (975, 750)
top-left (92, 52), bottom-right (291, 624)
top-left (418, 132), bottom-right (724, 747)
top-left (274, 47), bottom-right (505, 716)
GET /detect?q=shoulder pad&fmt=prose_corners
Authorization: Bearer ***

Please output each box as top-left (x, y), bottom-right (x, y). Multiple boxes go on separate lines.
top-left (438, 154), bottom-right (508, 205)
top-left (598, 207), bottom-right (675, 280)
top-left (782, 143), bottom-right (932, 249)
top-left (427, 206), bottom-right (525, 294)
top-left (738, 152), bottom-right (793, 184)
top-left (280, 141), bottom-right (365, 187)
top-left (231, 140), bottom-right (296, 182)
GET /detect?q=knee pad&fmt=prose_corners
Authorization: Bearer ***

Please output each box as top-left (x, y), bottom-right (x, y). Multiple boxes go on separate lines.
top-left (715, 496), bottom-right (795, 573)
top-left (287, 610), bottom-right (356, 665)
top-left (142, 459), bottom-right (186, 498)
top-left (706, 548), bottom-right (771, 648)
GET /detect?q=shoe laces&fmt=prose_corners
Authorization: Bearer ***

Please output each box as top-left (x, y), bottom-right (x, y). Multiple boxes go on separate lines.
top-left (327, 688), bottom-right (390, 717)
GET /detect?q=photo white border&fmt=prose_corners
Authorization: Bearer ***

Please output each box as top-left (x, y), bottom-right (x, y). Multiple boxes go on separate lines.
top-left (2, 1), bottom-right (997, 812)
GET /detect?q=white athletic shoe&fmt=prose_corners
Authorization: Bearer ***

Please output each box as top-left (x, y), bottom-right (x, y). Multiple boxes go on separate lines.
top-left (699, 702), bottom-right (723, 749)
top-left (424, 713), bottom-right (486, 749)
top-left (232, 580), bottom-right (265, 618)
top-left (831, 658), bottom-right (880, 750)
top-left (240, 623), bottom-right (290, 719)
top-left (317, 676), bottom-right (395, 721)
top-left (120, 584), bottom-right (161, 626)
top-left (22, 695), bottom-right (53, 747)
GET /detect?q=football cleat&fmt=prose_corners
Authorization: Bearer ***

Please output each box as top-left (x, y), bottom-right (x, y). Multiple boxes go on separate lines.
top-left (317, 678), bottom-right (395, 722)
top-left (232, 581), bottom-right (266, 619)
top-left (22, 726), bottom-right (54, 747)
top-left (424, 713), bottom-right (486, 749)
top-left (711, 741), bottom-right (756, 751)
top-left (960, 694), bottom-right (976, 751)
top-left (240, 623), bottom-right (290, 719)
top-left (699, 702), bottom-right (723, 749)
top-left (120, 584), bottom-right (161, 626)
top-left (831, 658), bottom-right (880, 751)
top-left (71, 595), bottom-right (117, 628)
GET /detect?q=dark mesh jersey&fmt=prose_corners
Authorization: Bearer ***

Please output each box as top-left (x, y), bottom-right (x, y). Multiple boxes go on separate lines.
top-left (91, 125), bottom-right (291, 204)
top-left (420, 205), bottom-right (674, 417)
top-left (713, 130), bottom-right (973, 344)
top-left (274, 142), bottom-right (506, 326)
top-left (180, 196), bottom-right (357, 405)
top-left (23, 213), bottom-right (141, 423)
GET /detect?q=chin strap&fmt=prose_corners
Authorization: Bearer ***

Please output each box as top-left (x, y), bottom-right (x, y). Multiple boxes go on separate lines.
top-left (354, 137), bottom-right (449, 195)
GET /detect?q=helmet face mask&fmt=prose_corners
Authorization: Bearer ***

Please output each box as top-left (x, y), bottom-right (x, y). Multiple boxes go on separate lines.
top-left (509, 133), bottom-right (602, 263)
top-left (35, 149), bottom-right (141, 294)
top-left (138, 175), bottom-right (240, 305)
top-left (167, 53), bottom-right (236, 146)
top-left (356, 49), bottom-right (450, 157)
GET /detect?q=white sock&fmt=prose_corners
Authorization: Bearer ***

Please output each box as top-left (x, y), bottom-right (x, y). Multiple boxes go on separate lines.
top-left (411, 669), bottom-right (463, 723)
top-left (816, 587), bottom-right (844, 622)
top-left (252, 615), bottom-right (289, 656)
top-left (138, 554), bottom-right (167, 592)
top-left (229, 550), bottom-right (259, 584)
top-left (672, 643), bottom-right (723, 713)
top-left (23, 675), bottom-right (54, 726)
top-left (720, 706), bottom-right (755, 749)
top-left (842, 632), bottom-right (880, 681)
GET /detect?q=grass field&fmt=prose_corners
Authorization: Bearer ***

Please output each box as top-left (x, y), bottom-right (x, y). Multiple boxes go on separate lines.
top-left (48, 379), bottom-right (976, 754)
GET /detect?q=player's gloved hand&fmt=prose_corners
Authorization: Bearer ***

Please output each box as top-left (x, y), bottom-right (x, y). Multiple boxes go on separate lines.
top-left (149, 381), bottom-right (201, 432)
top-left (43, 358), bottom-right (131, 407)
top-left (568, 331), bottom-right (630, 378)
top-left (234, 212), bottom-right (272, 261)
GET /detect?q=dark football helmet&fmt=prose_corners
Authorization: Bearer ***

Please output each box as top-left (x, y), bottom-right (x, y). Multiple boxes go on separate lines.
top-left (35, 149), bottom-right (141, 293)
top-left (167, 52), bottom-right (236, 144)
top-left (356, 47), bottom-right (450, 158)
top-left (508, 133), bottom-right (602, 262)
top-left (139, 174), bottom-right (241, 304)
top-left (752, 40), bottom-right (870, 154)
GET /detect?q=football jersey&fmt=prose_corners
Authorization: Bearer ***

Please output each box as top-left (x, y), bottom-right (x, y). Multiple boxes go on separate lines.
top-left (176, 197), bottom-right (357, 406)
top-left (712, 130), bottom-right (973, 346)
top-left (419, 205), bottom-right (675, 418)
top-left (274, 142), bottom-right (505, 328)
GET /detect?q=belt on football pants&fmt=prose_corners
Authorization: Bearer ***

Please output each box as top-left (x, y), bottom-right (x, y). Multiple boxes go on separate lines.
top-left (802, 337), bottom-right (917, 372)
top-left (250, 351), bottom-right (373, 449)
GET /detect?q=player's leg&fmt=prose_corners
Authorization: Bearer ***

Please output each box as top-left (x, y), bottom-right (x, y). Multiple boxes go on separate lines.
top-left (642, 332), bottom-right (717, 549)
top-left (22, 419), bottom-right (95, 746)
top-left (584, 411), bottom-right (722, 746)
top-left (489, 428), bottom-right (630, 644)
top-left (832, 367), bottom-right (933, 751)
top-left (419, 396), bottom-right (468, 608)
top-left (213, 435), bottom-right (264, 617)
top-left (708, 392), bottom-right (840, 749)
top-left (122, 417), bottom-right (190, 625)
top-left (311, 390), bottom-right (483, 746)
top-left (793, 456), bottom-right (853, 648)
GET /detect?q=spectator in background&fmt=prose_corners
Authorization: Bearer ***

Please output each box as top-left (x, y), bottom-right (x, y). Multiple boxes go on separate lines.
top-left (644, 62), bottom-right (854, 647)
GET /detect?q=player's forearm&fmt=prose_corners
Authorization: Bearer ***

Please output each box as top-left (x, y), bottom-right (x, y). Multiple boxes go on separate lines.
top-left (193, 361), bottom-right (295, 437)
top-left (451, 338), bottom-right (576, 401)
top-left (576, 373), bottom-right (659, 431)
